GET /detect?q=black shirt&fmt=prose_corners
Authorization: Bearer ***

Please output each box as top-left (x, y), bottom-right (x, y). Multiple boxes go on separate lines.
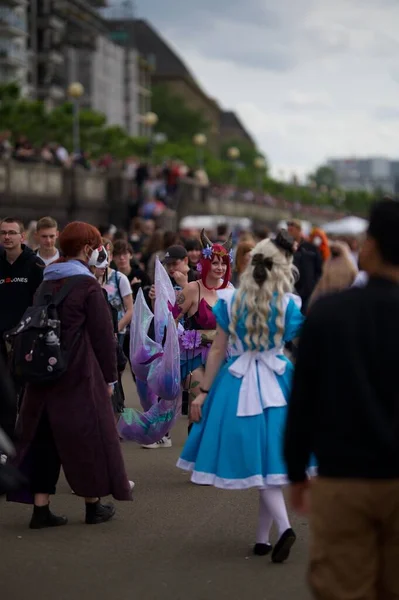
top-left (0, 245), bottom-right (44, 334)
top-left (285, 277), bottom-right (399, 482)
top-left (293, 241), bottom-right (322, 312)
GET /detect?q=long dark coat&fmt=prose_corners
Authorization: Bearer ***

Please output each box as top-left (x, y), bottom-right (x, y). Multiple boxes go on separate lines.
top-left (10, 276), bottom-right (132, 503)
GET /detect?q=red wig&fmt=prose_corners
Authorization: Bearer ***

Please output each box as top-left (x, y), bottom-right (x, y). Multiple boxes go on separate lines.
top-left (309, 228), bottom-right (331, 262)
top-left (59, 221), bottom-right (102, 259)
top-left (200, 244), bottom-right (232, 290)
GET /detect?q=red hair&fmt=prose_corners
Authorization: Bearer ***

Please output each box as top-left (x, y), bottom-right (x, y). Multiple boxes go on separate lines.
top-left (59, 221), bottom-right (101, 259)
top-left (309, 228), bottom-right (331, 262)
top-left (200, 244), bottom-right (231, 290)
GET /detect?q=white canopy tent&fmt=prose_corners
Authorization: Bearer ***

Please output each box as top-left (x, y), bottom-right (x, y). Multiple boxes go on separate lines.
top-left (180, 215), bottom-right (252, 231)
top-left (321, 216), bottom-right (368, 236)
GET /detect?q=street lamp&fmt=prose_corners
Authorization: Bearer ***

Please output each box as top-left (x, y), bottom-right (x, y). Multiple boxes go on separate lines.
top-left (193, 133), bottom-right (207, 167)
top-left (254, 156), bottom-right (266, 191)
top-left (68, 82), bottom-right (84, 156)
top-left (227, 146), bottom-right (240, 187)
top-left (143, 111), bottom-right (158, 160)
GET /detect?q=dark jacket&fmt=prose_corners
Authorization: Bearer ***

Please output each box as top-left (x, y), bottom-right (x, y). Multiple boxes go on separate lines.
top-left (10, 276), bottom-right (131, 503)
top-left (293, 240), bottom-right (322, 312)
top-left (284, 277), bottom-right (399, 483)
top-left (0, 245), bottom-right (44, 335)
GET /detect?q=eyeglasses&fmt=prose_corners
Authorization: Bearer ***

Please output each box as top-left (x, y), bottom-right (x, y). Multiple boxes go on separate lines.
top-left (0, 230), bottom-right (21, 236)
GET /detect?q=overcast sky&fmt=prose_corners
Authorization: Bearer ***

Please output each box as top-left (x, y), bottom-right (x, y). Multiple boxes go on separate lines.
top-left (131, 0), bottom-right (399, 179)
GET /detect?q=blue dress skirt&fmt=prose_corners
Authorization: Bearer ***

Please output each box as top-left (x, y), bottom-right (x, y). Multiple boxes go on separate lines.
top-left (177, 293), bottom-right (306, 490)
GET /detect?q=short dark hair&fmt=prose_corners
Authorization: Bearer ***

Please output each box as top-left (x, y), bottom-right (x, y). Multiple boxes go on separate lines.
top-left (0, 217), bottom-right (24, 233)
top-left (185, 238), bottom-right (202, 252)
top-left (113, 239), bottom-right (133, 257)
top-left (217, 224), bottom-right (228, 236)
top-left (368, 199), bottom-right (399, 266)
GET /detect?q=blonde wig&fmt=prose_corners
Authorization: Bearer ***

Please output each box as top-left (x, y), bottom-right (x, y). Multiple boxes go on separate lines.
top-left (308, 241), bottom-right (357, 308)
top-left (229, 238), bottom-right (297, 351)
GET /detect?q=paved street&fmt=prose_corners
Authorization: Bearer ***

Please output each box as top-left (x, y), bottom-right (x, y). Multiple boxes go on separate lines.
top-left (1, 373), bottom-right (311, 600)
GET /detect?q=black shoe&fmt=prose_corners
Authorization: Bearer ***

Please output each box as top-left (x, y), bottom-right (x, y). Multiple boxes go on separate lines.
top-left (29, 504), bottom-right (68, 530)
top-left (253, 543), bottom-right (273, 556)
top-left (85, 501), bottom-right (116, 525)
top-left (271, 528), bottom-right (296, 563)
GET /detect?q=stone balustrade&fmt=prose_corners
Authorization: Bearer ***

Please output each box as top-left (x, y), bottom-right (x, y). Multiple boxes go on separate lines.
top-left (0, 160), bottom-right (332, 229)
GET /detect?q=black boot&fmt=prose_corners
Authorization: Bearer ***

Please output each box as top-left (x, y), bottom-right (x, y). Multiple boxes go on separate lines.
top-left (85, 500), bottom-right (116, 525)
top-left (29, 504), bottom-right (68, 530)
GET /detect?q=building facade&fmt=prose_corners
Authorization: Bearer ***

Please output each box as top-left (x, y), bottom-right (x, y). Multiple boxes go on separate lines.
top-left (0, 0), bottom-right (29, 92)
top-left (131, 19), bottom-right (221, 151)
top-left (107, 20), bottom-right (152, 137)
top-left (328, 157), bottom-right (399, 194)
top-left (220, 110), bottom-right (256, 148)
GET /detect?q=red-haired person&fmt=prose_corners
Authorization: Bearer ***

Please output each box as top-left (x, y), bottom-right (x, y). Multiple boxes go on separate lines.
top-left (9, 221), bottom-right (131, 529)
top-left (309, 228), bottom-right (331, 263)
top-left (175, 230), bottom-right (233, 433)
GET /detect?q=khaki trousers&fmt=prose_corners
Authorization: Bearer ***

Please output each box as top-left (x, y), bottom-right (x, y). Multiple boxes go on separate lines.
top-left (309, 477), bottom-right (399, 600)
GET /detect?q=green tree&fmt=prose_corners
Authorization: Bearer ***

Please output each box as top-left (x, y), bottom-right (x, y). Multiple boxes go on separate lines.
top-left (309, 164), bottom-right (338, 190)
top-left (151, 84), bottom-right (210, 143)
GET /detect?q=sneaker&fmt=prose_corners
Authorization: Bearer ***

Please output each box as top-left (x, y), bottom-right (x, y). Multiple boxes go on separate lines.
top-left (142, 436), bottom-right (172, 449)
top-left (129, 480), bottom-right (135, 491)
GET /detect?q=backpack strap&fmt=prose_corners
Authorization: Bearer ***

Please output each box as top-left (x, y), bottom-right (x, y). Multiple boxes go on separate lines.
top-left (115, 271), bottom-right (123, 304)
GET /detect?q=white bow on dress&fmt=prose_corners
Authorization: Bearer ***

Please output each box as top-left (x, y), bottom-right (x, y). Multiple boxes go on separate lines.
top-left (228, 347), bottom-right (287, 417)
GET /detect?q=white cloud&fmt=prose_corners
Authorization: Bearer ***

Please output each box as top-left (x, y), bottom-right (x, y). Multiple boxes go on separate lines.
top-left (134, 0), bottom-right (399, 177)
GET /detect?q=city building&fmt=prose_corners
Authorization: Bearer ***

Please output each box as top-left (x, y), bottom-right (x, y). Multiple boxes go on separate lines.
top-left (131, 19), bottom-right (221, 152)
top-left (0, 0), bottom-right (29, 93)
top-left (106, 19), bottom-right (153, 137)
top-left (328, 157), bottom-right (399, 194)
top-left (220, 110), bottom-right (256, 148)
top-left (90, 33), bottom-right (124, 127)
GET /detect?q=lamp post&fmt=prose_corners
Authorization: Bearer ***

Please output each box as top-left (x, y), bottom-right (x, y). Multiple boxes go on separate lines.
top-left (143, 111), bottom-right (158, 160)
top-left (254, 156), bottom-right (266, 191)
top-left (68, 82), bottom-right (84, 156)
top-left (193, 133), bottom-right (207, 168)
top-left (227, 146), bottom-right (240, 187)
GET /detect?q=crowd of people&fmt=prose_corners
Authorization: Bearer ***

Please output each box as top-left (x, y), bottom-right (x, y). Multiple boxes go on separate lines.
top-left (1, 199), bottom-right (399, 599)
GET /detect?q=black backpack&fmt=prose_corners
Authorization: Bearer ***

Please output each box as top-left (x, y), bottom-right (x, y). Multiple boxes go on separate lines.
top-left (4, 275), bottom-right (86, 385)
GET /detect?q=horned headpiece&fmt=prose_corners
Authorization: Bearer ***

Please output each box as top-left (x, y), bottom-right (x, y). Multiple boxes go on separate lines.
top-left (200, 229), bottom-right (233, 253)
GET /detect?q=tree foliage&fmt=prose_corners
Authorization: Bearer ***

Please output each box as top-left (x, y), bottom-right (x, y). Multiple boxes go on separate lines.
top-left (151, 84), bottom-right (210, 143)
top-left (309, 164), bottom-right (338, 190)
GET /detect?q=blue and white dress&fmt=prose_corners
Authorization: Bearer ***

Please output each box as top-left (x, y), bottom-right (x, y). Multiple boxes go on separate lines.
top-left (177, 290), bottom-right (304, 489)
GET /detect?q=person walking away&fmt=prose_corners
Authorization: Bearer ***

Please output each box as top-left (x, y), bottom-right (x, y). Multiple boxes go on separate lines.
top-left (8, 221), bottom-right (132, 529)
top-left (178, 232), bottom-right (304, 562)
top-left (34, 217), bottom-right (60, 266)
top-left (284, 199), bottom-right (399, 599)
top-left (0, 217), bottom-right (44, 436)
top-left (231, 240), bottom-right (255, 287)
top-left (307, 241), bottom-right (358, 309)
top-left (287, 219), bottom-right (322, 312)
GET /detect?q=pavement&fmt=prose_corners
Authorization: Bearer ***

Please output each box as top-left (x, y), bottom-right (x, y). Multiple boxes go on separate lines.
top-left (0, 373), bottom-right (311, 600)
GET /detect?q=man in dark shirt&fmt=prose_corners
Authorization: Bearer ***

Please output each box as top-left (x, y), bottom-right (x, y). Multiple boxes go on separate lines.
top-left (288, 219), bottom-right (322, 312)
top-left (284, 199), bottom-right (399, 599)
top-left (0, 217), bottom-right (44, 436)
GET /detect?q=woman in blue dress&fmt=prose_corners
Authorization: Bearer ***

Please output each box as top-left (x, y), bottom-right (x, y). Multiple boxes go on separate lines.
top-left (177, 231), bottom-right (304, 563)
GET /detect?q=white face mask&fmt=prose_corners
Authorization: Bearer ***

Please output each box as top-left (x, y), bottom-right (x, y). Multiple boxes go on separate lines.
top-left (313, 236), bottom-right (322, 247)
top-left (88, 247), bottom-right (100, 266)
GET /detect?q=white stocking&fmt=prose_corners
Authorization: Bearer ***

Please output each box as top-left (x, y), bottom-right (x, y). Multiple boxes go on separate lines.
top-left (256, 490), bottom-right (273, 544)
top-left (259, 487), bottom-right (290, 538)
